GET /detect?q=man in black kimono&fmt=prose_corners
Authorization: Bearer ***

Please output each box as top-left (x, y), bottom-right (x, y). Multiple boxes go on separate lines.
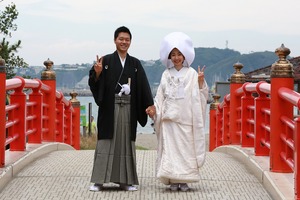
top-left (88, 26), bottom-right (156, 191)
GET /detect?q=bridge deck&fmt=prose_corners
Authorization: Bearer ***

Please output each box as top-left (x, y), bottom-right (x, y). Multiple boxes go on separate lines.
top-left (0, 136), bottom-right (293, 200)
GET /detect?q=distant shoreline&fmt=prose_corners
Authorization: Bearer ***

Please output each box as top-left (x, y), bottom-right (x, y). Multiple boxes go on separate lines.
top-left (60, 89), bottom-right (92, 97)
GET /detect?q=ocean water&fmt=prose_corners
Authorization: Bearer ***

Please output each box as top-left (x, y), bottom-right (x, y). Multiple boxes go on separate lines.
top-left (75, 96), bottom-right (210, 134)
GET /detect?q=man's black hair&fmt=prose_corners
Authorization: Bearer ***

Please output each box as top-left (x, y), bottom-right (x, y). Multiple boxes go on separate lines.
top-left (114, 26), bottom-right (132, 40)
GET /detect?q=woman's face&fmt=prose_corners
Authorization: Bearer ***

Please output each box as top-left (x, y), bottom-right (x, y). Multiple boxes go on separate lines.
top-left (170, 48), bottom-right (184, 69)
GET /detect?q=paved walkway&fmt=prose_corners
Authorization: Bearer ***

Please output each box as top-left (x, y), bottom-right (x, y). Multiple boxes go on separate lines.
top-left (0, 142), bottom-right (294, 200)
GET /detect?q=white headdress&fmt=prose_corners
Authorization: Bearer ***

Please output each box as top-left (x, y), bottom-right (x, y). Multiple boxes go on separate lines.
top-left (159, 32), bottom-right (195, 68)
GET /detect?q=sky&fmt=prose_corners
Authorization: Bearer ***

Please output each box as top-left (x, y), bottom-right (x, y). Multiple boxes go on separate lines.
top-left (3, 0), bottom-right (300, 66)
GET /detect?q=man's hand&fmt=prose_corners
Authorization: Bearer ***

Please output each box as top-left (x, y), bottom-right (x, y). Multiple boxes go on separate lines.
top-left (146, 105), bottom-right (156, 119)
top-left (94, 55), bottom-right (103, 80)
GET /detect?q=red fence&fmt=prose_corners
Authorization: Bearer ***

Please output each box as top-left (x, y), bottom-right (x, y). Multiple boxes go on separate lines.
top-left (0, 59), bottom-right (81, 168)
top-left (209, 45), bottom-right (300, 199)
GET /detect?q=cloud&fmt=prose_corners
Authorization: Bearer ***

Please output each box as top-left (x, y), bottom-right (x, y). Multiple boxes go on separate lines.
top-left (6, 0), bottom-right (300, 65)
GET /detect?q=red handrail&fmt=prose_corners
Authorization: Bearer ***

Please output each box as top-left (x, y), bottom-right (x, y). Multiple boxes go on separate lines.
top-left (209, 45), bottom-right (300, 199)
top-left (0, 61), bottom-right (81, 168)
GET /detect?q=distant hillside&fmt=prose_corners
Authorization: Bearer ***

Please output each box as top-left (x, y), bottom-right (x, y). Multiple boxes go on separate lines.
top-left (143, 47), bottom-right (279, 88)
top-left (16, 47), bottom-right (281, 91)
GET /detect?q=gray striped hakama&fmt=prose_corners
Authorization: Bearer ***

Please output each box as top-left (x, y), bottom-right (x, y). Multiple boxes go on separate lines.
top-left (90, 95), bottom-right (139, 185)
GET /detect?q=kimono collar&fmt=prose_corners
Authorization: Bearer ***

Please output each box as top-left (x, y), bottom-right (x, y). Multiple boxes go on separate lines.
top-left (117, 52), bottom-right (127, 67)
top-left (159, 32), bottom-right (195, 69)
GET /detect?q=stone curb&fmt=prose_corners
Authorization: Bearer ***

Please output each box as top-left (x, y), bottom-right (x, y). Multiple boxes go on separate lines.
top-left (214, 145), bottom-right (293, 200)
top-left (0, 143), bottom-right (74, 192)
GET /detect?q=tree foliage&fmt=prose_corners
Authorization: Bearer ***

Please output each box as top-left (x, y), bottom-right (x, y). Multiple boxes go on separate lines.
top-left (0, 2), bottom-right (28, 79)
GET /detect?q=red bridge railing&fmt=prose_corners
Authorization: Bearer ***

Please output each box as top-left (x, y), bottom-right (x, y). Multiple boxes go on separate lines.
top-left (0, 59), bottom-right (81, 168)
top-left (209, 44), bottom-right (300, 199)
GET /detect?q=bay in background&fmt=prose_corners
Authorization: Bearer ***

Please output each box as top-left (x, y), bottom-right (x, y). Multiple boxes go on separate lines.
top-left (75, 96), bottom-right (210, 134)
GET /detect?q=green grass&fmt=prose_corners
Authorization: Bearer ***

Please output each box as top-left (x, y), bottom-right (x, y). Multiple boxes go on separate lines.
top-left (136, 146), bottom-right (149, 150)
top-left (80, 134), bottom-right (97, 150)
top-left (80, 134), bottom-right (149, 150)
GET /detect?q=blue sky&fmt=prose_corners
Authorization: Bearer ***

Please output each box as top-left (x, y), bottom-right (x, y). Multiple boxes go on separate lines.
top-left (4, 0), bottom-right (300, 66)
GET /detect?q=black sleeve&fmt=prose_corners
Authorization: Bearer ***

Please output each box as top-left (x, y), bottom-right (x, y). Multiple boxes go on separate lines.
top-left (88, 59), bottom-right (106, 106)
top-left (136, 61), bottom-right (154, 127)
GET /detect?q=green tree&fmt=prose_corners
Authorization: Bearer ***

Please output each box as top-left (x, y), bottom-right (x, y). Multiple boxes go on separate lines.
top-left (0, 2), bottom-right (28, 79)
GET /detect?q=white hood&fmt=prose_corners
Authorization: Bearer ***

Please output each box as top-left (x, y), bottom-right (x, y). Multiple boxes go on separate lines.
top-left (159, 32), bottom-right (195, 68)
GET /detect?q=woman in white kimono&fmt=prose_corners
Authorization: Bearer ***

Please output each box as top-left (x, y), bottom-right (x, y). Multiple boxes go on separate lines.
top-left (153, 32), bottom-right (208, 191)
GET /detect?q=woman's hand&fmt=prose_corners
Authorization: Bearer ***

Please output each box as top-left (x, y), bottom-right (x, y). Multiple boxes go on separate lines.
top-left (146, 105), bottom-right (156, 119)
top-left (198, 65), bottom-right (206, 89)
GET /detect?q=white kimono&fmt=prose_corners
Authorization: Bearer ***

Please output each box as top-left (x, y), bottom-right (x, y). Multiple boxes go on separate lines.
top-left (154, 66), bottom-right (208, 185)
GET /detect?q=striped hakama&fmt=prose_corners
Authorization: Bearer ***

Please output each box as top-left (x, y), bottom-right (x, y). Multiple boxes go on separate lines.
top-left (90, 95), bottom-right (139, 185)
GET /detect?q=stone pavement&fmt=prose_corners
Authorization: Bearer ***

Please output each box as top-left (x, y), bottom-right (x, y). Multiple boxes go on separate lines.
top-left (0, 141), bottom-right (294, 200)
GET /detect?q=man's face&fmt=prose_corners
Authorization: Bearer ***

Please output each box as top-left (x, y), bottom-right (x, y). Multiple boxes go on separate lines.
top-left (114, 32), bottom-right (131, 54)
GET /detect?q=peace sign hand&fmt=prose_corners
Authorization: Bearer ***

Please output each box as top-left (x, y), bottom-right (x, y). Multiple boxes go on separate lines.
top-left (94, 55), bottom-right (103, 79)
top-left (198, 65), bottom-right (206, 88)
